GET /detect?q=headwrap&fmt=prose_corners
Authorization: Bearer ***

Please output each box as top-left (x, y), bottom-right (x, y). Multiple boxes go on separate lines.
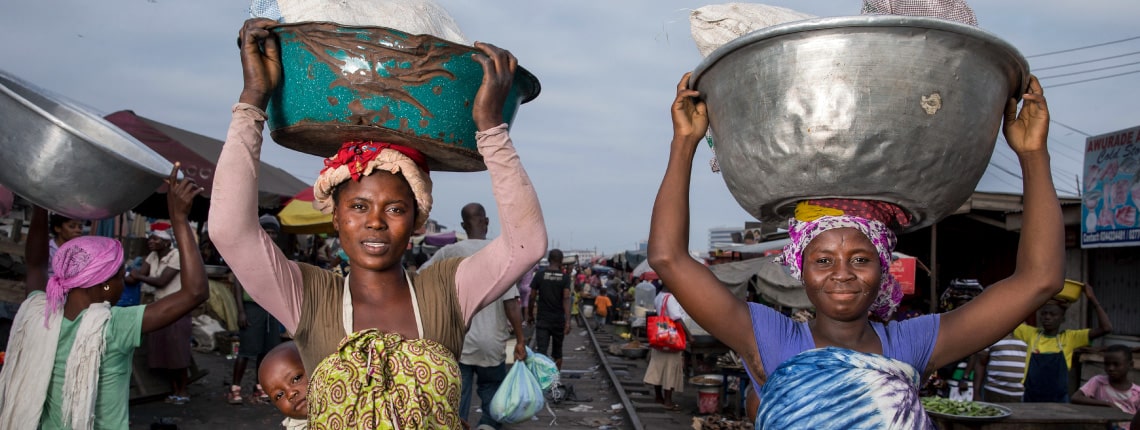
top-left (775, 200), bottom-right (912, 320)
top-left (313, 141), bottom-right (433, 229)
top-left (148, 221), bottom-right (173, 242)
top-left (939, 278), bottom-right (983, 312)
top-left (45, 236), bottom-right (123, 325)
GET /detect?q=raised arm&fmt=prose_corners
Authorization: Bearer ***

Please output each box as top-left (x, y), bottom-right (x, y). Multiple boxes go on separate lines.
top-left (208, 18), bottom-right (304, 333)
top-left (454, 42), bottom-right (547, 323)
top-left (143, 165), bottom-right (211, 333)
top-left (23, 206), bottom-right (50, 295)
top-left (648, 73), bottom-right (756, 363)
top-left (930, 76), bottom-right (1065, 371)
top-left (1083, 284), bottom-right (1113, 340)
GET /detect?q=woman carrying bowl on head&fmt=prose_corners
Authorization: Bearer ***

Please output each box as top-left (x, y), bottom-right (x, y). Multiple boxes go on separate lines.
top-left (648, 71), bottom-right (1063, 428)
top-left (209, 19), bottom-right (547, 428)
top-left (0, 165), bottom-right (210, 429)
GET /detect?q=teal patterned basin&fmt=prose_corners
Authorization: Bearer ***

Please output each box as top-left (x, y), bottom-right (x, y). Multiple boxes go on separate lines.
top-left (267, 22), bottom-right (541, 172)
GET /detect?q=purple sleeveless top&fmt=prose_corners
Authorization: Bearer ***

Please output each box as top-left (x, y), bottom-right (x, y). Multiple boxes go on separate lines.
top-left (746, 303), bottom-right (941, 394)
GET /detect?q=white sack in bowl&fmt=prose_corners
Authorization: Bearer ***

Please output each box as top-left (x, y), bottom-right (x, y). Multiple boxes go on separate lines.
top-left (689, 3), bottom-right (815, 58)
top-left (277, 0), bottom-right (469, 44)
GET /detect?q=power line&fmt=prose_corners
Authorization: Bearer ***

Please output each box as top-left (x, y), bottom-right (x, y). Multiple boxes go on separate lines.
top-left (1050, 120), bottom-right (1091, 137)
top-left (1047, 69), bottom-right (1140, 89)
top-left (1038, 60), bottom-right (1140, 80)
top-left (1026, 35), bottom-right (1140, 59)
top-left (1034, 50), bottom-right (1140, 71)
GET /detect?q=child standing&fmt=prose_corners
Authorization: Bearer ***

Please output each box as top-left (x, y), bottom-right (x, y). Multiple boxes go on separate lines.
top-left (1072, 345), bottom-right (1138, 429)
top-left (1015, 284), bottom-right (1113, 402)
top-left (594, 289), bottom-right (613, 328)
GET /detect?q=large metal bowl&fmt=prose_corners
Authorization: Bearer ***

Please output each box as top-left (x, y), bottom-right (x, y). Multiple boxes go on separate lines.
top-left (0, 69), bottom-right (172, 220)
top-left (267, 22), bottom-right (541, 172)
top-left (691, 16), bottom-right (1029, 231)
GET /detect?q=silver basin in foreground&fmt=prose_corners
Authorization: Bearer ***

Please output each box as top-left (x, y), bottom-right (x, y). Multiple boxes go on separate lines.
top-left (0, 69), bottom-right (172, 220)
top-left (691, 16), bottom-right (1029, 231)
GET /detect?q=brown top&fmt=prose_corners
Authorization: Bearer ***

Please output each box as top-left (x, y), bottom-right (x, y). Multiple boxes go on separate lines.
top-left (293, 258), bottom-right (466, 375)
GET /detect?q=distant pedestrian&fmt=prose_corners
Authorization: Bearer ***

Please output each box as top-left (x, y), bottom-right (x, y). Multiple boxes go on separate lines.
top-left (420, 203), bottom-right (527, 430)
top-left (644, 288), bottom-right (688, 411)
top-left (593, 289), bottom-right (612, 327)
top-left (529, 249), bottom-right (572, 370)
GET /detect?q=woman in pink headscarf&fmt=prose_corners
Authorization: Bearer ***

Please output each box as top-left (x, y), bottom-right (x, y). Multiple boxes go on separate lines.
top-left (0, 165), bottom-right (210, 429)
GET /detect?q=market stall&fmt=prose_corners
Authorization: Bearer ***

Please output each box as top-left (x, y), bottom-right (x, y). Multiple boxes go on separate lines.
top-left (930, 402), bottom-right (1132, 430)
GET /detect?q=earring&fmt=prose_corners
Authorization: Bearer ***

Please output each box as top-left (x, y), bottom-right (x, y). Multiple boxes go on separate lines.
top-left (103, 284), bottom-right (111, 291)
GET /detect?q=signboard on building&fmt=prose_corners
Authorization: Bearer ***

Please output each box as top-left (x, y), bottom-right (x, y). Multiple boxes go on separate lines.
top-left (889, 257), bottom-right (917, 295)
top-left (1082, 125), bottom-right (1140, 248)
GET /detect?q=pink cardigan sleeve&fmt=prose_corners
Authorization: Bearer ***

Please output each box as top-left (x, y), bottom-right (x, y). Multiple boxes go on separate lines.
top-left (208, 103), bottom-right (304, 333)
top-left (454, 124), bottom-right (548, 323)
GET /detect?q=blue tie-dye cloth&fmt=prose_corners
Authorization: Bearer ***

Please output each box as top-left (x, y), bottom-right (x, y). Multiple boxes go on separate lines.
top-left (755, 347), bottom-right (934, 430)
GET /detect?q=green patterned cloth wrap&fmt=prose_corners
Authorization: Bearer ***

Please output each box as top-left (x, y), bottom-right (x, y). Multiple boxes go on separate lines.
top-left (308, 329), bottom-right (461, 429)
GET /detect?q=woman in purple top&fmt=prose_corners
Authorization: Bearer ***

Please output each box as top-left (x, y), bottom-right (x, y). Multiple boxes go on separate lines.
top-left (648, 71), bottom-right (1064, 428)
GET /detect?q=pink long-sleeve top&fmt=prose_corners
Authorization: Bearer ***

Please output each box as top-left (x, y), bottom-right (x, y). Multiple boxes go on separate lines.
top-left (209, 103), bottom-right (547, 334)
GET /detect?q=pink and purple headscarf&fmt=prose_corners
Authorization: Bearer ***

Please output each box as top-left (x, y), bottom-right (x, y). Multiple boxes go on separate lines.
top-left (775, 200), bottom-right (911, 320)
top-left (45, 236), bottom-right (123, 324)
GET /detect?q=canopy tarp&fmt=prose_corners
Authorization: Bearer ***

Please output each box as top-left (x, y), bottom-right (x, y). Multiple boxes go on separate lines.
top-left (708, 255), bottom-right (810, 309)
top-left (278, 187), bottom-right (334, 234)
top-left (105, 110), bottom-right (307, 218)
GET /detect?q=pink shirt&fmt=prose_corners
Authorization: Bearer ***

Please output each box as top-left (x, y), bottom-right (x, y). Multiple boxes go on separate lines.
top-left (208, 103), bottom-right (547, 334)
top-left (1079, 375), bottom-right (1140, 424)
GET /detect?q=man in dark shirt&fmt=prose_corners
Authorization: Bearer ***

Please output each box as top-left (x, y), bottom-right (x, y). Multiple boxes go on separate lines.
top-left (528, 248), bottom-right (572, 369)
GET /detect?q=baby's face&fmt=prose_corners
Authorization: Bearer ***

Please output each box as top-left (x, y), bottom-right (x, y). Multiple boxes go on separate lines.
top-left (260, 355), bottom-right (309, 419)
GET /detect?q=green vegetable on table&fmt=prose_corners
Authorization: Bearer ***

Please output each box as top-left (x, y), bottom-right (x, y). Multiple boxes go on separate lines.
top-left (921, 397), bottom-right (1003, 417)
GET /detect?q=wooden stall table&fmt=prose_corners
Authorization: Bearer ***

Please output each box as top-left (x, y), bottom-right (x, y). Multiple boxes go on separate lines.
top-left (931, 403), bottom-right (1133, 430)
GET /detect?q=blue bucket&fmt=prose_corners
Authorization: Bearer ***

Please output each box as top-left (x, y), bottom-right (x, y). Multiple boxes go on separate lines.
top-left (267, 22), bottom-right (541, 172)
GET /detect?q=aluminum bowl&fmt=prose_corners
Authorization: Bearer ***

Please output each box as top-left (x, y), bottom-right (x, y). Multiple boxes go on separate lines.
top-left (267, 22), bottom-right (541, 172)
top-left (0, 69), bottom-right (172, 220)
top-left (691, 16), bottom-right (1029, 231)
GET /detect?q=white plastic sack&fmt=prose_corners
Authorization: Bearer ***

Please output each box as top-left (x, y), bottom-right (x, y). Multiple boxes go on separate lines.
top-left (190, 314), bottom-right (226, 353)
top-left (689, 3), bottom-right (815, 58)
top-left (488, 361), bottom-right (545, 424)
top-left (276, 0), bottom-right (469, 44)
top-left (524, 346), bottom-right (559, 391)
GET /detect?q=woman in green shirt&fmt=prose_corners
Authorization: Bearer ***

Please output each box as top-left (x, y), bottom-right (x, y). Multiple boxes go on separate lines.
top-left (0, 165), bottom-right (210, 429)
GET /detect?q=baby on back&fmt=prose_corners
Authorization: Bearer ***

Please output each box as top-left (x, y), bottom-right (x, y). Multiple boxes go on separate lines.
top-left (258, 342), bottom-right (309, 429)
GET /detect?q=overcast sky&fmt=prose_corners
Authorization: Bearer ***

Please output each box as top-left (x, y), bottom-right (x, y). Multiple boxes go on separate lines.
top-left (2, 0), bottom-right (1138, 254)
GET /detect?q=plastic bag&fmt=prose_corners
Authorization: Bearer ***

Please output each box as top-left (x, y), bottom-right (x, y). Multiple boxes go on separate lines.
top-left (524, 347), bottom-right (559, 391)
top-left (275, 0), bottom-right (469, 44)
top-left (488, 361), bottom-right (545, 424)
top-left (689, 3), bottom-right (815, 58)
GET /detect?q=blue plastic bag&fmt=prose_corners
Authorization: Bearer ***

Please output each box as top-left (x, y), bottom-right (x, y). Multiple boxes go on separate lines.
top-left (524, 346), bottom-right (559, 391)
top-left (489, 361), bottom-right (545, 424)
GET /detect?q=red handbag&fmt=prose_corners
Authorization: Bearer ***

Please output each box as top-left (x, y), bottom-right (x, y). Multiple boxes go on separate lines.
top-left (647, 295), bottom-right (686, 352)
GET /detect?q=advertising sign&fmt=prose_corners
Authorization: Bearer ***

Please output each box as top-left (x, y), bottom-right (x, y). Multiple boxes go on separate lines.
top-left (889, 257), bottom-right (917, 295)
top-left (1082, 125), bottom-right (1140, 248)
